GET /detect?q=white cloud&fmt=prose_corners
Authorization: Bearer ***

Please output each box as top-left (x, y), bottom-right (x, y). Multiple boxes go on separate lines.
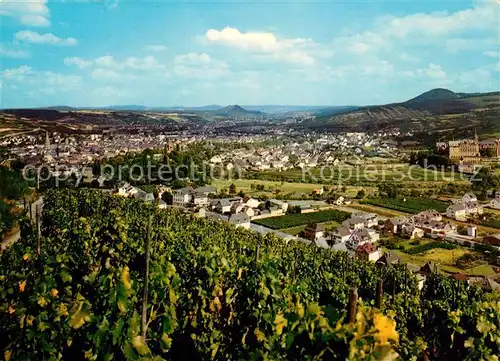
top-left (20, 14), bottom-right (50, 27)
top-left (2, 65), bottom-right (82, 90)
top-left (91, 68), bottom-right (121, 80)
top-left (399, 52), bottom-right (419, 63)
top-left (173, 53), bottom-right (229, 79)
top-left (2, 65), bottom-right (34, 79)
top-left (94, 55), bottom-right (164, 70)
top-left (44, 72), bottom-right (82, 87)
top-left (416, 63), bottom-right (447, 79)
top-left (458, 68), bottom-right (496, 90)
top-left (333, 32), bottom-right (387, 57)
top-left (0, 0), bottom-right (51, 27)
top-left (271, 51), bottom-right (315, 66)
top-left (174, 52), bottom-right (211, 64)
top-left (483, 50), bottom-right (499, 58)
top-left (92, 86), bottom-right (126, 100)
top-left (90, 0), bottom-right (120, 10)
top-left (0, 45), bottom-right (29, 58)
top-left (95, 55), bottom-right (117, 67)
top-left (206, 27), bottom-right (278, 52)
top-left (123, 56), bottom-right (163, 70)
top-left (348, 42), bottom-right (369, 54)
top-left (64, 57), bottom-right (93, 69)
top-left (384, 1), bottom-right (498, 38)
top-left (204, 27), bottom-right (317, 65)
top-left (15, 31), bottom-right (77, 46)
top-left (145, 44), bottom-right (168, 52)
top-left (330, 2), bottom-right (498, 59)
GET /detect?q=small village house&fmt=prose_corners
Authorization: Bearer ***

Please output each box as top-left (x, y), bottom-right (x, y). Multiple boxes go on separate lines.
top-left (331, 226), bottom-right (351, 243)
top-left (355, 243), bottom-right (381, 262)
top-left (228, 213), bottom-right (251, 229)
top-left (304, 223), bottom-right (325, 241)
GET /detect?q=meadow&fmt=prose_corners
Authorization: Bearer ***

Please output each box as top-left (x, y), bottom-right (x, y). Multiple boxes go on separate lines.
top-left (252, 209), bottom-right (350, 230)
top-left (362, 197), bottom-right (450, 214)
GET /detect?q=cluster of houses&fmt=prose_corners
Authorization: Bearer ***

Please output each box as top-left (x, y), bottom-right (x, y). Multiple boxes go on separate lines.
top-left (206, 132), bottom-right (406, 173)
top-left (117, 182), bottom-right (167, 208)
top-left (384, 210), bottom-right (457, 239)
top-left (302, 212), bottom-right (383, 261)
top-left (204, 196), bottom-right (289, 229)
top-left (488, 191), bottom-right (500, 210)
top-left (170, 186), bottom-right (291, 229)
top-left (446, 192), bottom-right (484, 221)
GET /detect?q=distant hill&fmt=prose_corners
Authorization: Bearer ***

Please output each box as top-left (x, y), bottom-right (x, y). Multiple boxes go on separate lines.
top-left (307, 89), bottom-right (500, 137)
top-left (211, 105), bottom-right (264, 117)
top-left (37, 106), bottom-right (78, 111)
top-left (104, 105), bottom-right (149, 111)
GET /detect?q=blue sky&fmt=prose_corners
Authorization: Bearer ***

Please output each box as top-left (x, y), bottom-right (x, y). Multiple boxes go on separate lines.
top-left (1, 0), bottom-right (499, 108)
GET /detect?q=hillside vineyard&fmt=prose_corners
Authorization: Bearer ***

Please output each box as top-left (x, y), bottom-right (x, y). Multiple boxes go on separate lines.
top-left (1, 190), bottom-right (499, 361)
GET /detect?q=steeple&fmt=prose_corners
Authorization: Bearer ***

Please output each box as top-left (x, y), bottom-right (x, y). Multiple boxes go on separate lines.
top-left (44, 131), bottom-right (51, 155)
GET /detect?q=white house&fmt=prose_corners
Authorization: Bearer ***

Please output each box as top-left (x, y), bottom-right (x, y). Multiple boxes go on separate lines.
top-left (352, 212), bottom-right (378, 228)
top-left (173, 188), bottom-right (191, 205)
top-left (490, 198), bottom-right (500, 210)
top-left (416, 210), bottom-right (442, 222)
top-left (462, 192), bottom-right (478, 203)
top-left (331, 226), bottom-right (351, 243)
top-left (331, 195), bottom-right (345, 205)
top-left (215, 199), bottom-right (232, 214)
top-left (447, 204), bottom-right (467, 221)
top-left (230, 202), bottom-right (245, 214)
top-left (229, 213), bottom-right (251, 229)
top-left (192, 193), bottom-right (209, 206)
top-left (342, 217), bottom-right (365, 230)
top-left (269, 199), bottom-right (288, 213)
top-left (117, 182), bottom-right (138, 197)
top-left (346, 228), bottom-right (379, 250)
top-left (401, 225), bottom-right (425, 240)
top-left (134, 189), bottom-right (155, 203)
top-left (243, 206), bottom-right (255, 218)
top-left (244, 197), bottom-right (260, 209)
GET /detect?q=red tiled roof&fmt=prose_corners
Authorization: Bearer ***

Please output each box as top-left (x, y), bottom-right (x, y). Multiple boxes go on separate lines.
top-left (449, 273), bottom-right (469, 282)
top-left (356, 243), bottom-right (376, 254)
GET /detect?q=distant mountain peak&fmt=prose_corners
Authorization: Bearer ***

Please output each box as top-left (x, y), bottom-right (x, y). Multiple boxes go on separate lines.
top-left (223, 105), bottom-right (246, 111)
top-left (407, 88), bottom-right (459, 104)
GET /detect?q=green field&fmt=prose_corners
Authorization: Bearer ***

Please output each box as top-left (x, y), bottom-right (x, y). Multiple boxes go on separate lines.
top-left (281, 221), bottom-right (340, 236)
top-left (253, 209), bottom-right (350, 230)
top-left (246, 165), bottom-right (465, 184)
top-left (362, 197), bottom-right (449, 214)
top-left (211, 179), bottom-right (324, 195)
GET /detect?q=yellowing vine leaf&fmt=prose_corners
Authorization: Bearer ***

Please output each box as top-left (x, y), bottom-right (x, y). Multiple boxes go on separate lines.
top-left (121, 266), bottom-right (132, 290)
top-left (275, 313), bottom-right (288, 336)
top-left (132, 335), bottom-right (150, 356)
top-left (69, 302), bottom-right (90, 329)
top-left (19, 280), bottom-right (26, 292)
top-left (254, 328), bottom-right (266, 343)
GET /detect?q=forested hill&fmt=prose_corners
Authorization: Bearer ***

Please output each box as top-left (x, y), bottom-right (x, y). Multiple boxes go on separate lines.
top-left (1, 189), bottom-right (498, 361)
top-left (307, 89), bottom-right (500, 137)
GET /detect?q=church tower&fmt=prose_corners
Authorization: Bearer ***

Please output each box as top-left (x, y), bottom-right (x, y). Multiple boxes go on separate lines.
top-left (45, 131), bottom-right (51, 153)
top-left (474, 129), bottom-right (480, 156)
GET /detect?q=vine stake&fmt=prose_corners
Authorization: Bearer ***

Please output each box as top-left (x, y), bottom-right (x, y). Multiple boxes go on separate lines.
top-left (347, 287), bottom-right (358, 324)
top-left (142, 214), bottom-right (153, 338)
top-left (36, 204), bottom-right (41, 257)
top-left (376, 278), bottom-right (383, 309)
